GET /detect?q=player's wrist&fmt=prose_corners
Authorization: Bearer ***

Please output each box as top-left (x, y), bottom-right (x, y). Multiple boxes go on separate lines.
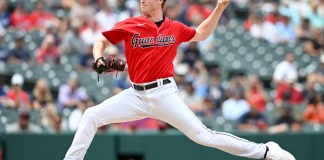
top-left (216, 4), bottom-right (227, 10)
top-left (216, 0), bottom-right (230, 9)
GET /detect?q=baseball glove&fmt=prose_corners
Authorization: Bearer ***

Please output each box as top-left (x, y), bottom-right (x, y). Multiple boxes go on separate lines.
top-left (92, 56), bottom-right (127, 81)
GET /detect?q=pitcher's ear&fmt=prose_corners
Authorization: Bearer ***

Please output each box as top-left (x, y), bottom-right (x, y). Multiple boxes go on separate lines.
top-left (161, 0), bottom-right (166, 9)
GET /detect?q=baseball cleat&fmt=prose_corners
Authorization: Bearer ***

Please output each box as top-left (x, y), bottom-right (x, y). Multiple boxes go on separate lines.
top-left (265, 141), bottom-right (296, 160)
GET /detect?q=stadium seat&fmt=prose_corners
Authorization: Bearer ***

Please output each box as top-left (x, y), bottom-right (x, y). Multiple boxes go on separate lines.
top-left (29, 109), bottom-right (42, 125)
top-left (1, 108), bottom-right (19, 124)
top-left (235, 26), bottom-right (245, 35)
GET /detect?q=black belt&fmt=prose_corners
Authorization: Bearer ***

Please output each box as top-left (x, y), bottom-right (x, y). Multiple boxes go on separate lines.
top-left (132, 79), bottom-right (171, 91)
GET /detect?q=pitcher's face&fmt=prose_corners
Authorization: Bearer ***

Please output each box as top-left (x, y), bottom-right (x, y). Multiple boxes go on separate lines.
top-left (140, 0), bottom-right (162, 14)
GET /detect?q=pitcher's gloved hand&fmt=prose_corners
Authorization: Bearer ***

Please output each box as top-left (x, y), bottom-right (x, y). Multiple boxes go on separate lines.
top-left (92, 56), bottom-right (127, 81)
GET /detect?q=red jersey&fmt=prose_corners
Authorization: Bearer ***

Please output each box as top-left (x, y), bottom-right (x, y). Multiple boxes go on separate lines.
top-left (36, 46), bottom-right (60, 64)
top-left (7, 89), bottom-right (30, 108)
top-left (247, 89), bottom-right (266, 112)
top-left (29, 11), bottom-right (54, 28)
top-left (102, 16), bottom-right (196, 83)
top-left (10, 11), bottom-right (31, 30)
top-left (275, 83), bottom-right (303, 105)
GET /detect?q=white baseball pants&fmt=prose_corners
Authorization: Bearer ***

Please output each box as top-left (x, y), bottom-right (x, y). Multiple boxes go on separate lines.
top-left (64, 78), bottom-right (266, 160)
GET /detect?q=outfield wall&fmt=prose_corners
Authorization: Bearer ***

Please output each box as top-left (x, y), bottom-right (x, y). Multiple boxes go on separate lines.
top-left (0, 131), bottom-right (322, 160)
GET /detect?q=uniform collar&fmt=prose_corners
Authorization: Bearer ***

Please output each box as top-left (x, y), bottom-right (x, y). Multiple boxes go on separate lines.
top-left (140, 15), bottom-right (170, 29)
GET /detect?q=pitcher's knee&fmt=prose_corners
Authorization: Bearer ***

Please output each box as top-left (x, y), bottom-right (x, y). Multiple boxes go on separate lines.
top-left (83, 107), bottom-right (99, 124)
top-left (187, 129), bottom-right (213, 146)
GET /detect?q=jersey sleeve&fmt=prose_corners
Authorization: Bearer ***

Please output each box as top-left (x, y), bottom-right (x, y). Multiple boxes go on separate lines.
top-left (175, 21), bottom-right (196, 43)
top-left (102, 21), bottom-right (126, 45)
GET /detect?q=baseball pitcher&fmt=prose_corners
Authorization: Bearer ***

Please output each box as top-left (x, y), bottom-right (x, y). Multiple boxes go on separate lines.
top-left (64, 0), bottom-right (295, 160)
